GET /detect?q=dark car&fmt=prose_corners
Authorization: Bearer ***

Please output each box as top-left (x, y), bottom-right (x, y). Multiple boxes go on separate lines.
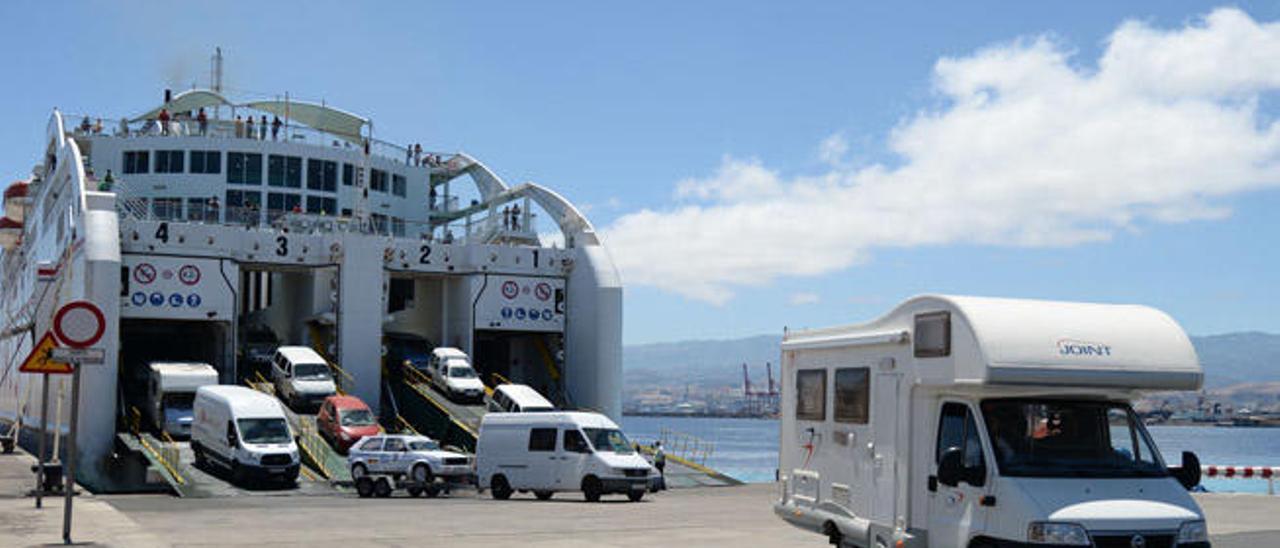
top-left (383, 332), bottom-right (433, 376)
top-left (239, 323), bottom-right (280, 374)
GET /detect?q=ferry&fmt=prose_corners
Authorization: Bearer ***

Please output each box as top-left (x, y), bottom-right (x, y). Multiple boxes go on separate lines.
top-left (0, 51), bottom-right (622, 492)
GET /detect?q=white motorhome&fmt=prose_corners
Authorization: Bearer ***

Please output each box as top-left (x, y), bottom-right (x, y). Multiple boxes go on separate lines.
top-left (775, 295), bottom-right (1209, 548)
top-left (476, 411), bottom-right (656, 502)
top-left (270, 346), bottom-right (338, 410)
top-left (488, 384), bottom-right (555, 413)
top-left (192, 385), bottom-right (301, 486)
top-left (146, 362), bottom-right (218, 438)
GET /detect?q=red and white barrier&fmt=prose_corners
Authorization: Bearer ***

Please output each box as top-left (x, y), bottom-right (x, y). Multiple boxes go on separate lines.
top-left (1202, 465), bottom-right (1280, 495)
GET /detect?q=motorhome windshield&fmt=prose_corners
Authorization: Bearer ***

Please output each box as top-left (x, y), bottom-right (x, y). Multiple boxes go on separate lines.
top-left (980, 399), bottom-right (1167, 478)
top-left (294, 362), bottom-right (332, 380)
top-left (448, 366), bottom-right (477, 379)
top-left (339, 409), bottom-right (376, 427)
top-left (161, 392), bottom-right (195, 410)
top-left (237, 418), bottom-right (292, 444)
top-left (583, 428), bottom-right (634, 454)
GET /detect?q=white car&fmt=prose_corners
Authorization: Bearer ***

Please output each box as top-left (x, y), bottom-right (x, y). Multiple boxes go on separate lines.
top-left (428, 348), bottom-right (486, 403)
top-left (347, 434), bottom-right (475, 489)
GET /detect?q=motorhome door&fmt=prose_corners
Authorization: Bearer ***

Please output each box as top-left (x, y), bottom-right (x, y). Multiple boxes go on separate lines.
top-left (870, 372), bottom-right (900, 524)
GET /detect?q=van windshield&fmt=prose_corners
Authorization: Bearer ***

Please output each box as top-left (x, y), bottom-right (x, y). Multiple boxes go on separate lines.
top-left (980, 399), bottom-right (1167, 478)
top-left (293, 362), bottom-right (332, 380)
top-left (583, 428), bottom-right (634, 454)
top-left (161, 392), bottom-right (195, 411)
top-left (237, 418), bottom-right (292, 444)
top-left (448, 366), bottom-right (477, 379)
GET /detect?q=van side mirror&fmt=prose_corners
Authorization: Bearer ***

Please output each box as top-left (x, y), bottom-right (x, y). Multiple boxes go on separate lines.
top-left (1170, 451), bottom-right (1201, 490)
top-left (937, 448), bottom-right (964, 488)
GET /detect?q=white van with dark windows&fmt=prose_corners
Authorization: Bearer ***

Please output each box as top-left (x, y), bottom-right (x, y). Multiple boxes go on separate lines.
top-left (270, 346), bottom-right (337, 410)
top-left (476, 412), bottom-right (657, 502)
top-left (192, 385), bottom-right (300, 486)
top-left (488, 384), bottom-right (555, 413)
top-left (428, 347), bottom-right (485, 403)
top-left (774, 295), bottom-right (1209, 548)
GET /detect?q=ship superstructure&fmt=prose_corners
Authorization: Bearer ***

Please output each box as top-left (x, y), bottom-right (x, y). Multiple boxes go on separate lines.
top-left (0, 76), bottom-right (621, 490)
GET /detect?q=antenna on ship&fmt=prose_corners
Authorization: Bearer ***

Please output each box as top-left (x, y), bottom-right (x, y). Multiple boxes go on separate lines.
top-left (211, 47), bottom-right (224, 94)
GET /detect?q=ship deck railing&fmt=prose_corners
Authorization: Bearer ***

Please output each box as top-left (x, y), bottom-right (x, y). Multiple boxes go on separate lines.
top-left (63, 112), bottom-right (463, 175)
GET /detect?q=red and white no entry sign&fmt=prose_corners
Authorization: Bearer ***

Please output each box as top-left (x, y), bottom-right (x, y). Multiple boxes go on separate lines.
top-left (53, 301), bottom-right (106, 349)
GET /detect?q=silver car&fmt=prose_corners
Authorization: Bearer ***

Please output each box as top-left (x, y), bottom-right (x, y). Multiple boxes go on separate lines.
top-left (347, 434), bottom-right (474, 486)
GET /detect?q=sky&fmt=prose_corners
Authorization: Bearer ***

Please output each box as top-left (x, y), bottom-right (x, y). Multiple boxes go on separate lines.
top-left (1, 1), bottom-right (1278, 344)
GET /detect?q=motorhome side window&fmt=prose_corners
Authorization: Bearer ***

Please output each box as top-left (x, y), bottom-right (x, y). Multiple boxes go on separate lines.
top-left (528, 428), bottom-right (557, 451)
top-left (834, 368), bottom-right (870, 423)
top-left (795, 369), bottom-right (827, 421)
top-left (936, 403), bottom-right (985, 485)
top-left (914, 311), bottom-right (951, 358)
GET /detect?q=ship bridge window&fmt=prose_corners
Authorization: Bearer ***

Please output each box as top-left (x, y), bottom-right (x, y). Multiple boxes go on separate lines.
top-left (190, 150), bottom-right (221, 174)
top-left (152, 197), bottom-right (182, 220)
top-left (391, 174), bottom-right (406, 197)
top-left (187, 197), bottom-right (220, 222)
top-left (123, 150), bottom-right (150, 174)
top-left (796, 368), bottom-right (827, 422)
top-left (154, 150), bottom-right (184, 173)
top-left (268, 155), bottom-right (302, 188)
top-left (227, 152), bottom-right (263, 185)
top-left (370, 169), bottom-right (388, 192)
top-left (307, 159), bottom-right (338, 192)
top-left (342, 163), bottom-right (354, 186)
top-left (305, 196), bottom-right (336, 215)
top-left (267, 192), bottom-right (301, 220)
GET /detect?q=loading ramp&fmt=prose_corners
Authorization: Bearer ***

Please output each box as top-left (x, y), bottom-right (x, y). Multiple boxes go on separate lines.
top-left (243, 373), bottom-right (351, 483)
top-left (118, 428), bottom-right (333, 498)
top-left (392, 365), bottom-right (485, 452)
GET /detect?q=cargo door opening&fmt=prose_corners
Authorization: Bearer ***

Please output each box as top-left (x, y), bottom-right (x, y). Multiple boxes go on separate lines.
top-left (118, 319), bottom-right (229, 431)
top-left (472, 331), bottom-right (565, 405)
top-left (236, 265), bottom-right (339, 383)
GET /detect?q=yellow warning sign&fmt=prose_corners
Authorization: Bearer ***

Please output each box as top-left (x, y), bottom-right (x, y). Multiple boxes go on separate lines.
top-left (18, 332), bottom-right (72, 374)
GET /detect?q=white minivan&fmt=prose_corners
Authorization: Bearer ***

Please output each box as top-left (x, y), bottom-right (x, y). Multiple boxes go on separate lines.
top-left (428, 347), bottom-right (485, 403)
top-left (270, 346), bottom-right (337, 410)
top-left (488, 384), bottom-right (555, 413)
top-left (775, 295), bottom-right (1209, 548)
top-left (476, 411), bottom-right (657, 502)
top-left (191, 385), bottom-right (300, 486)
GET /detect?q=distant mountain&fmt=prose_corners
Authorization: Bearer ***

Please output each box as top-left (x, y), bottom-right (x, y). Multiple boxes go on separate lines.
top-left (623, 331), bottom-right (1280, 389)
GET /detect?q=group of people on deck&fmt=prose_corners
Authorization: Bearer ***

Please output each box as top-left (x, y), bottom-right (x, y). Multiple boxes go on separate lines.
top-left (408, 143), bottom-right (446, 167)
top-left (232, 112), bottom-right (283, 140)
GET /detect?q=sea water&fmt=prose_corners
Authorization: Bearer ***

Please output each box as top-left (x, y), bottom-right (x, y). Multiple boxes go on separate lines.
top-left (622, 417), bottom-right (1280, 494)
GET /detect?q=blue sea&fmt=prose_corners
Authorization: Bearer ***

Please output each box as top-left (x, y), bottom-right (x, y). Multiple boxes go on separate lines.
top-left (621, 417), bottom-right (1280, 494)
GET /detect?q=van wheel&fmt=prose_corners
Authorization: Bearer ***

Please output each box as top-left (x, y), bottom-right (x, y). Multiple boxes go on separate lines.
top-left (355, 477), bottom-right (375, 498)
top-left (231, 462), bottom-right (246, 485)
top-left (407, 486), bottom-right (423, 497)
top-left (490, 475), bottom-right (513, 500)
top-left (582, 476), bottom-right (602, 502)
top-left (534, 490), bottom-right (554, 500)
top-left (411, 464), bottom-right (432, 486)
top-left (627, 490), bottom-right (644, 502)
top-left (374, 477), bottom-right (393, 498)
top-left (192, 443), bottom-right (206, 469)
top-left (351, 463), bottom-right (368, 480)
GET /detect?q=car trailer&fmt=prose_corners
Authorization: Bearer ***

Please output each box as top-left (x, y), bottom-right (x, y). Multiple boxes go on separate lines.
top-left (354, 472), bottom-right (479, 499)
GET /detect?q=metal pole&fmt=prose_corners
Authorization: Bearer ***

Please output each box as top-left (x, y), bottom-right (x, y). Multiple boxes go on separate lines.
top-left (62, 362), bottom-right (81, 544)
top-left (35, 373), bottom-right (49, 508)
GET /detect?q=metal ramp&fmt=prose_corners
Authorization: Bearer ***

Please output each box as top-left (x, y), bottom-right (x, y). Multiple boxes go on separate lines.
top-left (394, 366), bottom-right (485, 452)
top-left (244, 373), bottom-right (351, 483)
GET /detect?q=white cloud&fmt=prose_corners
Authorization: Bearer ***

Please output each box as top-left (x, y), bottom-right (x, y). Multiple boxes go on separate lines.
top-left (789, 292), bottom-right (820, 306)
top-left (602, 8), bottom-right (1280, 304)
top-left (818, 132), bottom-right (849, 166)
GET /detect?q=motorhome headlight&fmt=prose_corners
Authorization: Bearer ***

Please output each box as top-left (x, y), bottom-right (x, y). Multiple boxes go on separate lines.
top-left (1177, 520), bottom-right (1208, 544)
top-left (1027, 522), bottom-right (1090, 545)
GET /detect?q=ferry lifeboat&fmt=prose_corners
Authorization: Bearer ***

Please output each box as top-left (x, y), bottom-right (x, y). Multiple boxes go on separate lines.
top-left (4, 180), bottom-right (29, 222)
top-left (0, 216), bottom-right (21, 250)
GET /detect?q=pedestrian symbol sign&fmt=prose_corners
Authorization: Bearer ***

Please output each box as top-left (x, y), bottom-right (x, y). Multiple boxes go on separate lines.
top-left (18, 332), bottom-right (73, 375)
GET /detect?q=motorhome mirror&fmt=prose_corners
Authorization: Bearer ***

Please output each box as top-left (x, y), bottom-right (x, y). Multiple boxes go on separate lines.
top-left (1171, 451), bottom-right (1201, 490)
top-left (937, 447), bottom-right (964, 487)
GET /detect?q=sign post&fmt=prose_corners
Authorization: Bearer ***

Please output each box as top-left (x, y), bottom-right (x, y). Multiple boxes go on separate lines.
top-left (49, 301), bottom-right (105, 545)
top-left (19, 331), bottom-right (71, 509)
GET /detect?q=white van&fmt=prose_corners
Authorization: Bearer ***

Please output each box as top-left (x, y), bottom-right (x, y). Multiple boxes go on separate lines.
top-left (191, 385), bottom-right (300, 485)
top-left (428, 347), bottom-right (485, 403)
top-left (477, 411), bottom-right (657, 502)
top-left (270, 346), bottom-right (337, 410)
top-left (775, 295), bottom-right (1209, 548)
top-left (146, 362), bottom-right (218, 438)
top-left (488, 384), bottom-right (555, 413)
